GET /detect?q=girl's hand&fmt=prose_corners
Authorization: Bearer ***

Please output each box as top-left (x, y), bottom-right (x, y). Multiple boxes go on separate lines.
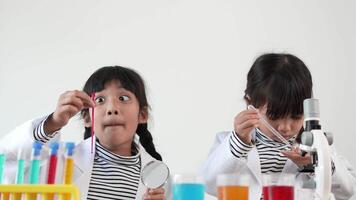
top-left (142, 188), bottom-right (165, 200)
top-left (234, 109), bottom-right (260, 144)
top-left (44, 90), bottom-right (95, 134)
top-left (282, 147), bottom-right (312, 167)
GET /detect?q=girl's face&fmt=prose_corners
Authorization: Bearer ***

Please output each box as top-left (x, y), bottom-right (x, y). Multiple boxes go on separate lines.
top-left (258, 105), bottom-right (304, 141)
top-left (88, 80), bottom-right (147, 156)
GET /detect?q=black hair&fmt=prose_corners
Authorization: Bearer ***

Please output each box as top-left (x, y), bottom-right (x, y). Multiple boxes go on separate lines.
top-left (81, 66), bottom-right (162, 161)
top-left (244, 53), bottom-right (313, 120)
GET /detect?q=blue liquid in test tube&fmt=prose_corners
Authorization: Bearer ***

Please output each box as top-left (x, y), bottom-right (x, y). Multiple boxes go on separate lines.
top-left (29, 141), bottom-right (42, 184)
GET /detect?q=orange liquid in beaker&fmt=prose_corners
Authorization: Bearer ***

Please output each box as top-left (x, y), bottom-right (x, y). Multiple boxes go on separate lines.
top-left (218, 185), bottom-right (248, 200)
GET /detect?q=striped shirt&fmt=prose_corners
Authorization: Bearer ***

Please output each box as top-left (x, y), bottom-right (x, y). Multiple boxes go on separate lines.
top-left (87, 141), bottom-right (141, 200)
top-left (34, 116), bottom-right (141, 200)
top-left (230, 129), bottom-right (294, 200)
top-left (229, 128), bottom-right (294, 174)
top-left (230, 129), bottom-right (335, 200)
top-left (33, 115), bottom-right (59, 143)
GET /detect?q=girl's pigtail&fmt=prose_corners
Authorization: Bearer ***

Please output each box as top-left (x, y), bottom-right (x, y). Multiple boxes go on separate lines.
top-left (84, 127), bottom-right (91, 140)
top-left (136, 123), bottom-right (162, 161)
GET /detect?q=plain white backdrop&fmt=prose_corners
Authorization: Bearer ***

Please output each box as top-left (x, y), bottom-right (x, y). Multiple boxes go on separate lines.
top-left (1, 0), bottom-right (355, 199)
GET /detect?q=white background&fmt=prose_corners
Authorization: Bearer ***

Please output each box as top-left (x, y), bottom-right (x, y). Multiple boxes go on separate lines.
top-left (1, 0), bottom-right (355, 199)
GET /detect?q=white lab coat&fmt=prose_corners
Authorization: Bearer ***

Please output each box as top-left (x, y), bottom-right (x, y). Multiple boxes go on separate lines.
top-left (200, 131), bottom-right (356, 200)
top-left (0, 116), bottom-right (169, 200)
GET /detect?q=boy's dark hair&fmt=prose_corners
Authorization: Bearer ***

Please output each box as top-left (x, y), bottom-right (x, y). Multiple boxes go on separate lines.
top-left (244, 53), bottom-right (313, 120)
top-left (81, 66), bottom-right (162, 161)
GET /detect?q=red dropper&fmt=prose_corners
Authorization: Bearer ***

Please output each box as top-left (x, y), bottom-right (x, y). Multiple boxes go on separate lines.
top-left (90, 93), bottom-right (96, 154)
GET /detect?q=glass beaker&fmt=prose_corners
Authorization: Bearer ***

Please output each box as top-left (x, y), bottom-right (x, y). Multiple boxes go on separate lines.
top-left (295, 188), bottom-right (315, 200)
top-left (173, 174), bottom-right (205, 200)
top-left (262, 173), bottom-right (295, 200)
top-left (217, 173), bottom-right (249, 200)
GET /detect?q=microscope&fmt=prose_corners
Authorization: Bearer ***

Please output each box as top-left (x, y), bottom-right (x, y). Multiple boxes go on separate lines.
top-left (299, 98), bottom-right (335, 200)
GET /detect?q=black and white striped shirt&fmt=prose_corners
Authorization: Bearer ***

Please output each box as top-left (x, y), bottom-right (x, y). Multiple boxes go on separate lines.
top-left (87, 141), bottom-right (141, 200)
top-left (33, 115), bottom-right (58, 143)
top-left (34, 117), bottom-right (141, 200)
top-left (229, 128), bottom-right (294, 174)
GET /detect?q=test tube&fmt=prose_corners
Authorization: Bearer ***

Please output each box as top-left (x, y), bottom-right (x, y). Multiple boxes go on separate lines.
top-left (0, 153), bottom-right (10, 200)
top-left (47, 142), bottom-right (59, 184)
top-left (13, 149), bottom-right (26, 200)
top-left (15, 148), bottom-right (26, 184)
top-left (0, 153), bottom-right (5, 184)
top-left (45, 142), bottom-right (59, 200)
top-left (62, 142), bottom-right (75, 200)
top-left (29, 141), bottom-right (42, 184)
top-left (91, 92), bottom-right (96, 154)
top-left (63, 142), bottom-right (75, 184)
top-left (27, 141), bottom-right (43, 200)
top-left (248, 105), bottom-right (292, 147)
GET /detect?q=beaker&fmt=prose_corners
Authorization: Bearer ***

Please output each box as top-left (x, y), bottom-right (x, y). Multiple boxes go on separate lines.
top-left (173, 174), bottom-right (205, 200)
top-left (217, 173), bottom-right (249, 200)
top-left (262, 173), bottom-right (295, 200)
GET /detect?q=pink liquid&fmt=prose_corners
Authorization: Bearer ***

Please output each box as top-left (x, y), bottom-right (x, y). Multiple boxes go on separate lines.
top-left (263, 186), bottom-right (294, 200)
top-left (47, 155), bottom-right (58, 184)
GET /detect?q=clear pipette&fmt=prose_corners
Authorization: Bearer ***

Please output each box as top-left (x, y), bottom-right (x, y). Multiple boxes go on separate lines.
top-left (247, 105), bottom-right (292, 148)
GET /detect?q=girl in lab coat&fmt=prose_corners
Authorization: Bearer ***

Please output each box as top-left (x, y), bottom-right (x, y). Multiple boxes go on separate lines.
top-left (200, 53), bottom-right (356, 199)
top-left (0, 66), bottom-right (166, 200)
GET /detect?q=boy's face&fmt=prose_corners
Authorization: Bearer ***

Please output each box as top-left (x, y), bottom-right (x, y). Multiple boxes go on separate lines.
top-left (87, 80), bottom-right (147, 155)
top-left (258, 106), bottom-right (304, 142)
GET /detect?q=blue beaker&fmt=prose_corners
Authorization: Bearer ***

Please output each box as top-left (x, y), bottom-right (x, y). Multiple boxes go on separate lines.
top-left (173, 175), bottom-right (205, 200)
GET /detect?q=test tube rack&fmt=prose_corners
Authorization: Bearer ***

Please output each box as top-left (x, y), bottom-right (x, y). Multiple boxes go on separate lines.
top-left (0, 184), bottom-right (79, 200)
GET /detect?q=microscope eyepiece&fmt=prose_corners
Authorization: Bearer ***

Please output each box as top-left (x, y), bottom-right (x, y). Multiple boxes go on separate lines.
top-left (304, 98), bottom-right (321, 131)
top-left (304, 98), bottom-right (320, 121)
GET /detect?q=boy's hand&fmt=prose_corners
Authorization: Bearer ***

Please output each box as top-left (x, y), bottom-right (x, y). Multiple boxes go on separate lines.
top-left (142, 188), bottom-right (165, 200)
top-left (282, 147), bottom-right (312, 167)
top-left (45, 90), bottom-right (95, 134)
top-left (234, 109), bottom-right (260, 144)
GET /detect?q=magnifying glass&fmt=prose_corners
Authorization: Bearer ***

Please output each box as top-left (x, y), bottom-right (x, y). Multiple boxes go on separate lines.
top-left (141, 160), bottom-right (170, 189)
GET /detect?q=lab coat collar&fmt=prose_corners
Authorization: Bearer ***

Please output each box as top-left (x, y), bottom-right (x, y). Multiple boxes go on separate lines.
top-left (72, 134), bottom-right (156, 199)
top-left (246, 147), bottom-right (263, 185)
top-left (246, 128), bottom-right (299, 186)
